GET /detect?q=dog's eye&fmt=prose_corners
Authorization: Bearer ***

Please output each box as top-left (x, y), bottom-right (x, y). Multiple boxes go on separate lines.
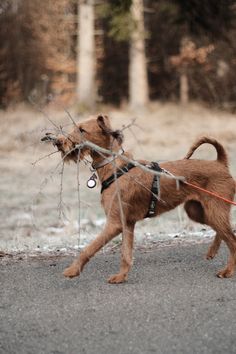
top-left (79, 127), bottom-right (86, 134)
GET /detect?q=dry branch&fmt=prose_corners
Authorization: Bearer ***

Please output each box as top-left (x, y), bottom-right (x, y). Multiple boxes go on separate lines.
top-left (31, 150), bottom-right (59, 166)
top-left (76, 150), bottom-right (81, 247)
top-left (75, 140), bottom-right (185, 182)
top-left (58, 160), bottom-right (68, 221)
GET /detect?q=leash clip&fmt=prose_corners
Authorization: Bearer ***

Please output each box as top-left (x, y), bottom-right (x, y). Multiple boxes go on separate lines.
top-left (87, 173), bottom-right (97, 189)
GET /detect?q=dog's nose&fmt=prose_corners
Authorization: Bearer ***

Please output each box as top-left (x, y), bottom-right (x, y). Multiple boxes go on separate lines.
top-left (54, 139), bottom-right (61, 146)
top-left (54, 139), bottom-right (63, 147)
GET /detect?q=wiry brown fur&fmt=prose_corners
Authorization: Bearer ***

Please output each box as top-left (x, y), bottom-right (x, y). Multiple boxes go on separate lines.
top-left (51, 115), bottom-right (236, 283)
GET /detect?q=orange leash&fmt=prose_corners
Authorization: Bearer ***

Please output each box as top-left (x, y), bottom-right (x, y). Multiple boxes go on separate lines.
top-left (183, 181), bottom-right (236, 206)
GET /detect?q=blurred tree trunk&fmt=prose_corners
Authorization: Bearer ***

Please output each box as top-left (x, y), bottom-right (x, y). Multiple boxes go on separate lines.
top-left (12, 0), bottom-right (19, 14)
top-left (180, 69), bottom-right (189, 105)
top-left (180, 37), bottom-right (189, 105)
top-left (77, 0), bottom-right (95, 109)
top-left (129, 0), bottom-right (148, 110)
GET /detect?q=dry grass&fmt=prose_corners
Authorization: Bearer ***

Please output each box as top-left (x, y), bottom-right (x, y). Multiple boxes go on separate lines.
top-left (110, 102), bottom-right (236, 165)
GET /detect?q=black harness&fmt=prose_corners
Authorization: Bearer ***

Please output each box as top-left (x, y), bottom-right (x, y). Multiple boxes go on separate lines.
top-left (145, 162), bottom-right (163, 218)
top-left (101, 162), bottom-right (163, 218)
top-left (101, 163), bottom-right (136, 194)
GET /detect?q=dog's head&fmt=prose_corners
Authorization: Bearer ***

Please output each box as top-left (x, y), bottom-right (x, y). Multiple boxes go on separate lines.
top-left (43, 114), bottom-right (123, 163)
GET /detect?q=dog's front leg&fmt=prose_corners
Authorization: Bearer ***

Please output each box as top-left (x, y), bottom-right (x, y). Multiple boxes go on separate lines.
top-left (108, 223), bottom-right (135, 284)
top-left (63, 222), bottom-right (122, 279)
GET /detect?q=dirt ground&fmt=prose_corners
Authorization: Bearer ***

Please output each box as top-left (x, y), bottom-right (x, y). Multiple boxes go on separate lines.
top-left (1, 102), bottom-right (236, 254)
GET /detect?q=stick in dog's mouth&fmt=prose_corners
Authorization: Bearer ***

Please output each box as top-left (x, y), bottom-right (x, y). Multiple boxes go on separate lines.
top-left (41, 133), bottom-right (80, 162)
top-left (41, 132), bottom-right (57, 143)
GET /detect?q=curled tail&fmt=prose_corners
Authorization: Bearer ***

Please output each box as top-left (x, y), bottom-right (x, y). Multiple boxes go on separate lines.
top-left (184, 136), bottom-right (228, 167)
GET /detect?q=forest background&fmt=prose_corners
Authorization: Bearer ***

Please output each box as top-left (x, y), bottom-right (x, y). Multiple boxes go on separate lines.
top-left (1, 0), bottom-right (236, 110)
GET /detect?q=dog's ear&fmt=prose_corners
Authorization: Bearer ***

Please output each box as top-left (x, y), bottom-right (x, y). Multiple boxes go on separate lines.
top-left (97, 115), bottom-right (111, 133)
top-left (97, 114), bottom-right (124, 145)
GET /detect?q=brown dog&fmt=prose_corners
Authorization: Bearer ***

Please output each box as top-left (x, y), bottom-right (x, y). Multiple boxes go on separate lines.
top-left (48, 114), bottom-right (236, 283)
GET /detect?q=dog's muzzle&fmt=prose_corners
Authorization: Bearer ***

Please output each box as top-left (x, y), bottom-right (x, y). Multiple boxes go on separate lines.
top-left (41, 133), bottom-right (67, 151)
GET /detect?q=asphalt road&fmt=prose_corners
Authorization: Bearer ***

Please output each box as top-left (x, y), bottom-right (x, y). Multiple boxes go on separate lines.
top-left (1, 243), bottom-right (236, 354)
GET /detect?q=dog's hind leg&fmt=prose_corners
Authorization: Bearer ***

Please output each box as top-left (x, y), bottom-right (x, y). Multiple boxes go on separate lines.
top-left (63, 221), bottom-right (122, 278)
top-left (184, 200), bottom-right (222, 259)
top-left (108, 223), bottom-right (135, 284)
top-left (204, 201), bottom-right (236, 278)
top-left (215, 227), bottom-right (236, 278)
top-left (205, 233), bottom-right (221, 260)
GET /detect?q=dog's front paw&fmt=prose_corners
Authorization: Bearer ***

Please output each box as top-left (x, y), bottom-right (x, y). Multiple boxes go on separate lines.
top-left (63, 266), bottom-right (80, 278)
top-left (108, 273), bottom-right (127, 284)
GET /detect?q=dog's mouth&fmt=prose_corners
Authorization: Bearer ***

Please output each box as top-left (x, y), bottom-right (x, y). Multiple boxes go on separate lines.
top-left (41, 133), bottom-right (84, 162)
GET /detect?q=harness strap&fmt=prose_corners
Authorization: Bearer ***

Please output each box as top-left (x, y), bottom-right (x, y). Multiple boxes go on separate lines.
top-left (145, 162), bottom-right (163, 218)
top-left (101, 162), bottom-right (135, 194)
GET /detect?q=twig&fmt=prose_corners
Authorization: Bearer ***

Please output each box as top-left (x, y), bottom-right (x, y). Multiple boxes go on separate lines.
top-left (58, 160), bottom-right (68, 221)
top-left (121, 118), bottom-right (137, 131)
top-left (111, 152), bottom-right (126, 233)
top-left (33, 148), bottom-right (70, 227)
top-left (31, 151), bottom-right (59, 166)
top-left (64, 109), bottom-right (77, 126)
top-left (76, 150), bottom-right (81, 248)
top-left (28, 96), bottom-right (60, 132)
top-left (120, 118), bottom-right (145, 154)
top-left (29, 97), bottom-right (77, 145)
top-left (128, 126), bottom-right (145, 155)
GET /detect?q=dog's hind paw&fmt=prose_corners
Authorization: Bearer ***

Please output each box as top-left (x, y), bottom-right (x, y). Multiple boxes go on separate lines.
top-left (217, 268), bottom-right (234, 278)
top-left (205, 247), bottom-right (218, 260)
top-left (63, 266), bottom-right (80, 278)
top-left (108, 273), bottom-right (127, 284)
top-left (205, 252), bottom-right (216, 260)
